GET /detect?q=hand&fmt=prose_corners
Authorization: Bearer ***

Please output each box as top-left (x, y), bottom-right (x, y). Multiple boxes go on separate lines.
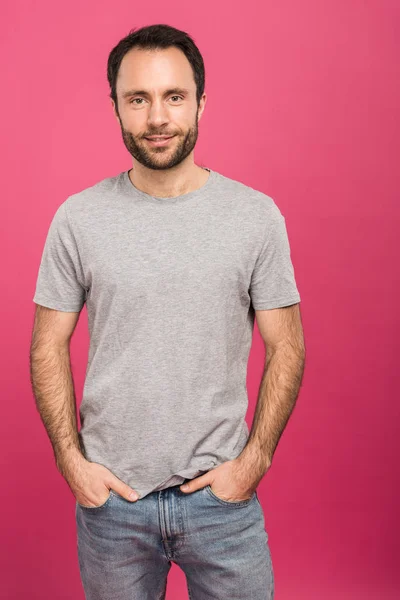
top-left (179, 458), bottom-right (261, 502)
top-left (60, 455), bottom-right (140, 505)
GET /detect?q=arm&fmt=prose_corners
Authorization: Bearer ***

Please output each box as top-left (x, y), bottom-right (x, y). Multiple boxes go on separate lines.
top-left (180, 302), bottom-right (305, 498)
top-left (237, 302), bottom-right (305, 478)
top-left (29, 304), bottom-right (86, 478)
top-left (29, 304), bottom-right (140, 503)
top-left (31, 201), bottom-right (140, 504)
top-left (179, 207), bottom-right (303, 498)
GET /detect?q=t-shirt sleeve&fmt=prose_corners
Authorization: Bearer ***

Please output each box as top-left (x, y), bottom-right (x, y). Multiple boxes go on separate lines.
top-left (33, 202), bottom-right (87, 312)
top-left (249, 209), bottom-right (301, 310)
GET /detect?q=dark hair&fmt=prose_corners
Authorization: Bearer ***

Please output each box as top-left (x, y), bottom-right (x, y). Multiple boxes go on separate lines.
top-left (107, 24), bottom-right (205, 115)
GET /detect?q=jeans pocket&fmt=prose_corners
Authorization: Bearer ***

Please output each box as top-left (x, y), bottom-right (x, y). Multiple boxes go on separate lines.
top-left (204, 485), bottom-right (256, 507)
top-left (76, 489), bottom-right (116, 510)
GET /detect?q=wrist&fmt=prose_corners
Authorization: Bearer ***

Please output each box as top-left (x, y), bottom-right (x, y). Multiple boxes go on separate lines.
top-left (55, 446), bottom-right (86, 476)
top-left (236, 444), bottom-right (272, 476)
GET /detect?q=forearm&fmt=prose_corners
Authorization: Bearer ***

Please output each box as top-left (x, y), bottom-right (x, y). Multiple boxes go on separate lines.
top-left (30, 341), bottom-right (85, 477)
top-left (238, 343), bottom-right (305, 476)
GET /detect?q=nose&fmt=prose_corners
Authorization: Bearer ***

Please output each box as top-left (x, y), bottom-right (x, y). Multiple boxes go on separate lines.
top-left (147, 98), bottom-right (169, 129)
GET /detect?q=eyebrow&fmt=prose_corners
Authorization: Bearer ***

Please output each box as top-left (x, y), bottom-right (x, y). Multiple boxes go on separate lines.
top-left (121, 87), bottom-right (191, 99)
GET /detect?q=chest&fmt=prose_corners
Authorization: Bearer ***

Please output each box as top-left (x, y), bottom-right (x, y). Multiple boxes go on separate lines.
top-left (82, 209), bottom-right (254, 309)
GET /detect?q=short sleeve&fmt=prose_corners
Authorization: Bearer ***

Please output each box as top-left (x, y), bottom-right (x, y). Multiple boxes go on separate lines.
top-left (249, 211), bottom-right (301, 310)
top-left (33, 202), bottom-right (87, 312)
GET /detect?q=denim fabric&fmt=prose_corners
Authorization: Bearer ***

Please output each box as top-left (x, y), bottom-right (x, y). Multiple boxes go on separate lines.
top-left (76, 481), bottom-right (274, 599)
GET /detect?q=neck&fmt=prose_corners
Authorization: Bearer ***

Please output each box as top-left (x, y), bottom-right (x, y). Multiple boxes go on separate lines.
top-left (128, 161), bottom-right (209, 198)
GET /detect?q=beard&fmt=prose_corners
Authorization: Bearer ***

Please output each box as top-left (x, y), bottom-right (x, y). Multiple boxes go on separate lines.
top-left (118, 110), bottom-right (200, 171)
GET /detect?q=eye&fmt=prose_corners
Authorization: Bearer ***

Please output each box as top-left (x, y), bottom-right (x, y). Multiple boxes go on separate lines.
top-left (129, 96), bottom-right (183, 105)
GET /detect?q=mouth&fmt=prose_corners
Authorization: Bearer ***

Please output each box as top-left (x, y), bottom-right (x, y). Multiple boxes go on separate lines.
top-left (144, 135), bottom-right (175, 147)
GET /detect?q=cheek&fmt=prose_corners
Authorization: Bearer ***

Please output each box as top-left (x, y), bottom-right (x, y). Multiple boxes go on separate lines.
top-left (121, 110), bottom-right (147, 133)
top-left (172, 106), bottom-right (196, 126)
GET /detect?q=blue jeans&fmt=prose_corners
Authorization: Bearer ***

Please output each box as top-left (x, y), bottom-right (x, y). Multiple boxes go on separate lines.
top-left (76, 480), bottom-right (274, 599)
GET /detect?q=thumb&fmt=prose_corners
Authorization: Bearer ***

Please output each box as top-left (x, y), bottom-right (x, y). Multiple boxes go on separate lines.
top-left (180, 475), bottom-right (210, 494)
top-left (111, 479), bottom-right (140, 502)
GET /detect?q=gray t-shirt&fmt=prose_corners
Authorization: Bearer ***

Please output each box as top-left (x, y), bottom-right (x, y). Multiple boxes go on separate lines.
top-left (33, 167), bottom-right (301, 499)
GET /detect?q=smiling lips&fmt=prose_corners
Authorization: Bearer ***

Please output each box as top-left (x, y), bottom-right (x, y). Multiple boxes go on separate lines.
top-left (144, 135), bottom-right (175, 147)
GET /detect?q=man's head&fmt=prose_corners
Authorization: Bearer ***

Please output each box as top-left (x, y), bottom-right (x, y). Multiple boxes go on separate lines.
top-left (107, 24), bottom-right (206, 171)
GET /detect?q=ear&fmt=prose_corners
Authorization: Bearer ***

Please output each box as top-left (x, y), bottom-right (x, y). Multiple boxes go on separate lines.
top-left (197, 92), bottom-right (207, 122)
top-left (110, 99), bottom-right (121, 124)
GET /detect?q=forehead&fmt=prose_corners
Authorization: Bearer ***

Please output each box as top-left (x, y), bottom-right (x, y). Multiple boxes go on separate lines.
top-left (116, 47), bottom-right (195, 95)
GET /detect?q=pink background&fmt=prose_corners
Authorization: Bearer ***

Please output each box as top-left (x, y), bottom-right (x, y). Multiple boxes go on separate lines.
top-left (1, 0), bottom-right (399, 598)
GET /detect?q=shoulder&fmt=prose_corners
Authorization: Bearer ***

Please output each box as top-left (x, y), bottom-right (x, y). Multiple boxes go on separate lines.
top-left (213, 170), bottom-right (283, 222)
top-left (63, 171), bottom-right (122, 217)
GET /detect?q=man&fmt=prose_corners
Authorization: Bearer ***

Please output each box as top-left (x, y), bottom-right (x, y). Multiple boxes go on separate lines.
top-left (30, 23), bottom-right (305, 600)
